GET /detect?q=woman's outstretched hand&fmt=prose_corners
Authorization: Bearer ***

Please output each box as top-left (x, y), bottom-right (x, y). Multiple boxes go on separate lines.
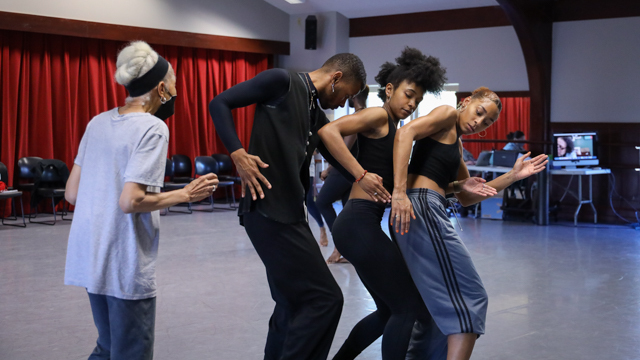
top-left (511, 152), bottom-right (549, 181)
top-left (184, 173), bottom-right (219, 202)
top-left (459, 177), bottom-right (497, 197)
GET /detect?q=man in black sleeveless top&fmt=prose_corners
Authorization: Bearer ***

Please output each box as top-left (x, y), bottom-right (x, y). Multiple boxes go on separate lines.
top-left (209, 54), bottom-right (365, 360)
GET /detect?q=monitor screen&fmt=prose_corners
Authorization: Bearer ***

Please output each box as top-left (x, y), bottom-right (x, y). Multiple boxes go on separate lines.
top-left (553, 132), bottom-right (597, 161)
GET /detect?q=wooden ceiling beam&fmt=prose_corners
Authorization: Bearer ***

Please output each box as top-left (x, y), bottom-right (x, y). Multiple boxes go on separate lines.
top-left (0, 11), bottom-right (290, 55)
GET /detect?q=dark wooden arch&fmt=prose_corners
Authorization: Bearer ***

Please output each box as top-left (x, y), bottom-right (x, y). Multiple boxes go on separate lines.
top-left (496, 0), bottom-right (553, 154)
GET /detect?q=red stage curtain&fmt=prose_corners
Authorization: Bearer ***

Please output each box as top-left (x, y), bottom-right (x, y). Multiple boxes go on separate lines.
top-left (461, 97), bottom-right (531, 158)
top-left (0, 29), bottom-right (270, 197)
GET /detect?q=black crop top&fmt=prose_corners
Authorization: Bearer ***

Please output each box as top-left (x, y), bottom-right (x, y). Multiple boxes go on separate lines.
top-left (407, 136), bottom-right (461, 190)
top-left (356, 114), bottom-right (396, 193)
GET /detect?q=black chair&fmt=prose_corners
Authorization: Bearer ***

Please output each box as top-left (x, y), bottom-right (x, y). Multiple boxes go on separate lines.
top-left (16, 156), bottom-right (44, 219)
top-left (162, 156), bottom-right (193, 214)
top-left (29, 159), bottom-right (70, 225)
top-left (211, 154), bottom-right (239, 208)
top-left (192, 156), bottom-right (235, 212)
top-left (16, 156), bottom-right (43, 193)
top-left (171, 154), bottom-right (193, 184)
top-left (0, 162), bottom-right (26, 227)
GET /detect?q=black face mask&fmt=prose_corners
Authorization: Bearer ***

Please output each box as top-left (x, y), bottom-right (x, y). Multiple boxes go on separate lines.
top-left (154, 94), bottom-right (176, 121)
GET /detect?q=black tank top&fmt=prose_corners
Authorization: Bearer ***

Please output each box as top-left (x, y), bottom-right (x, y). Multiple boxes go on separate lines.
top-left (356, 114), bottom-right (396, 193)
top-left (407, 136), bottom-right (461, 190)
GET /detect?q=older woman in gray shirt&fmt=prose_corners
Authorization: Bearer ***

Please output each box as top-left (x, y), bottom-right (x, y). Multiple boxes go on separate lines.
top-left (64, 41), bottom-right (217, 360)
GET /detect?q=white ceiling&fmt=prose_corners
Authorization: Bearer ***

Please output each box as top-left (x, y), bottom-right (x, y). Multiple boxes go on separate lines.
top-left (262, 0), bottom-right (500, 19)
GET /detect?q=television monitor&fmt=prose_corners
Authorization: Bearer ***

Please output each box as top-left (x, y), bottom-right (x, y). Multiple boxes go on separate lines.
top-left (552, 132), bottom-right (598, 169)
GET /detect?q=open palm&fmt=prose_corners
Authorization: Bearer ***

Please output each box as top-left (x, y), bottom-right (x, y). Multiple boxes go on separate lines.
top-left (512, 152), bottom-right (549, 181)
top-left (460, 177), bottom-right (497, 197)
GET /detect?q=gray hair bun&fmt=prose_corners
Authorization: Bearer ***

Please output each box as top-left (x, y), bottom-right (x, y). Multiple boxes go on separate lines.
top-left (115, 41), bottom-right (159, 86)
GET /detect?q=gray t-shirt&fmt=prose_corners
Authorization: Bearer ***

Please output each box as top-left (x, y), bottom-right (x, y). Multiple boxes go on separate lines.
top-left (65, 108), bottom-right (169, 300)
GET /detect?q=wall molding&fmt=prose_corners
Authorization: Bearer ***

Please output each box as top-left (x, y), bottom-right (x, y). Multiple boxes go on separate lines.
top-left (350, 1), bottom-right (640, 38)
top-left (553, 0), bottom-right (640, 22)
top-left (350, 6), bottom-right (510, 37)
top-left (0, 11), bottom-right (290, 55)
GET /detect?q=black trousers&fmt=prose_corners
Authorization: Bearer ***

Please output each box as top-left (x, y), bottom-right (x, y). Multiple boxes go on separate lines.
top-left (332, 199), bottom-right (433, 360)
top-left (243, 211), bottom-right (344, 360)
top-left (316, 170), bottom-right (352, 233)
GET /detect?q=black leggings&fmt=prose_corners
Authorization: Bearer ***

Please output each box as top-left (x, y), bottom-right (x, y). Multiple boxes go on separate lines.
top-left (307, 177), bottom-right (324, 227)
top-left (332, 199), bottom-right (431, 360)
top-left (316, 170), bottom-right (352, 232)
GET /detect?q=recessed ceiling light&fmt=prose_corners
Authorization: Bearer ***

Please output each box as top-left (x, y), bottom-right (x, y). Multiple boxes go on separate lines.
top-left (284, 0), bottom-right (306, 4)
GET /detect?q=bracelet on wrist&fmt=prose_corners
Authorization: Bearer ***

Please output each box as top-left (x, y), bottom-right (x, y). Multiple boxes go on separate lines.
top-left (453, 180), bottom-right (462, 193)
top-left (355, 170), bottom-right (368, 183)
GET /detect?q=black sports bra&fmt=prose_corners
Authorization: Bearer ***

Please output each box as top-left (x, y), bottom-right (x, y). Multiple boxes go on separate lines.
top-left (356, 114), bottom-right (396, 193)
top-left (407, 136), bottom-right (461, 190)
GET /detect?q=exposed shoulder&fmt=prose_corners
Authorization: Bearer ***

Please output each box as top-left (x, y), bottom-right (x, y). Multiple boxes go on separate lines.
top-left (402, 104), bottom-right (458, 141)
top-left (360, 107), bottom-right (389, 125)
top-left (430, 105), bottom-right (459, 125)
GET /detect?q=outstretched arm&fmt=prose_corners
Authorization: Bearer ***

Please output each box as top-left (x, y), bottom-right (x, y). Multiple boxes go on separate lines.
top-left (119, 174), bottom-right (219, 213)
top-left (454, 152), bottom-right (548, 207)
top-left (208, 69), bottom-right (290, 200)
top-left (441, 140), bottom-right (497, 199)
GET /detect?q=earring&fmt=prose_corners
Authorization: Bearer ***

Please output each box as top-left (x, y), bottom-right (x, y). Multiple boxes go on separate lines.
top-left (478, 130), bottom-right (487, 138)
top-left (160, 96), bottom-right (167, 104)
top-left (331, 82), bottom-right (335, 93)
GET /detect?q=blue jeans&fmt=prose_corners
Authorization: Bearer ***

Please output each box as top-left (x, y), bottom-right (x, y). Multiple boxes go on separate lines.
top-left (87, 292), bottom-right (156, 360)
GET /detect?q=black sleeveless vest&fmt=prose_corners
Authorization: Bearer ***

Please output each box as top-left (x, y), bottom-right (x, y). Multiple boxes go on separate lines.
top-left (240, 71), bottom-right (328, 224)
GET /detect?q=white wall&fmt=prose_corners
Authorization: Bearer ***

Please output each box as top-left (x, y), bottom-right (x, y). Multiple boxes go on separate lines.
top-left (551, 17), bottom-right (640, 123)
top-left (279, 11), bottom-right (350, 72)
top-left (0, 0), bottom-right (289, 41)
top-left (348, 26), bottom-right (528, 92)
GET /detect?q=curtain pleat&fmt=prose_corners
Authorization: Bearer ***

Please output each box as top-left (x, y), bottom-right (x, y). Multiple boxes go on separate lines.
top-left (0, 29), bottom-right (270, 194)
